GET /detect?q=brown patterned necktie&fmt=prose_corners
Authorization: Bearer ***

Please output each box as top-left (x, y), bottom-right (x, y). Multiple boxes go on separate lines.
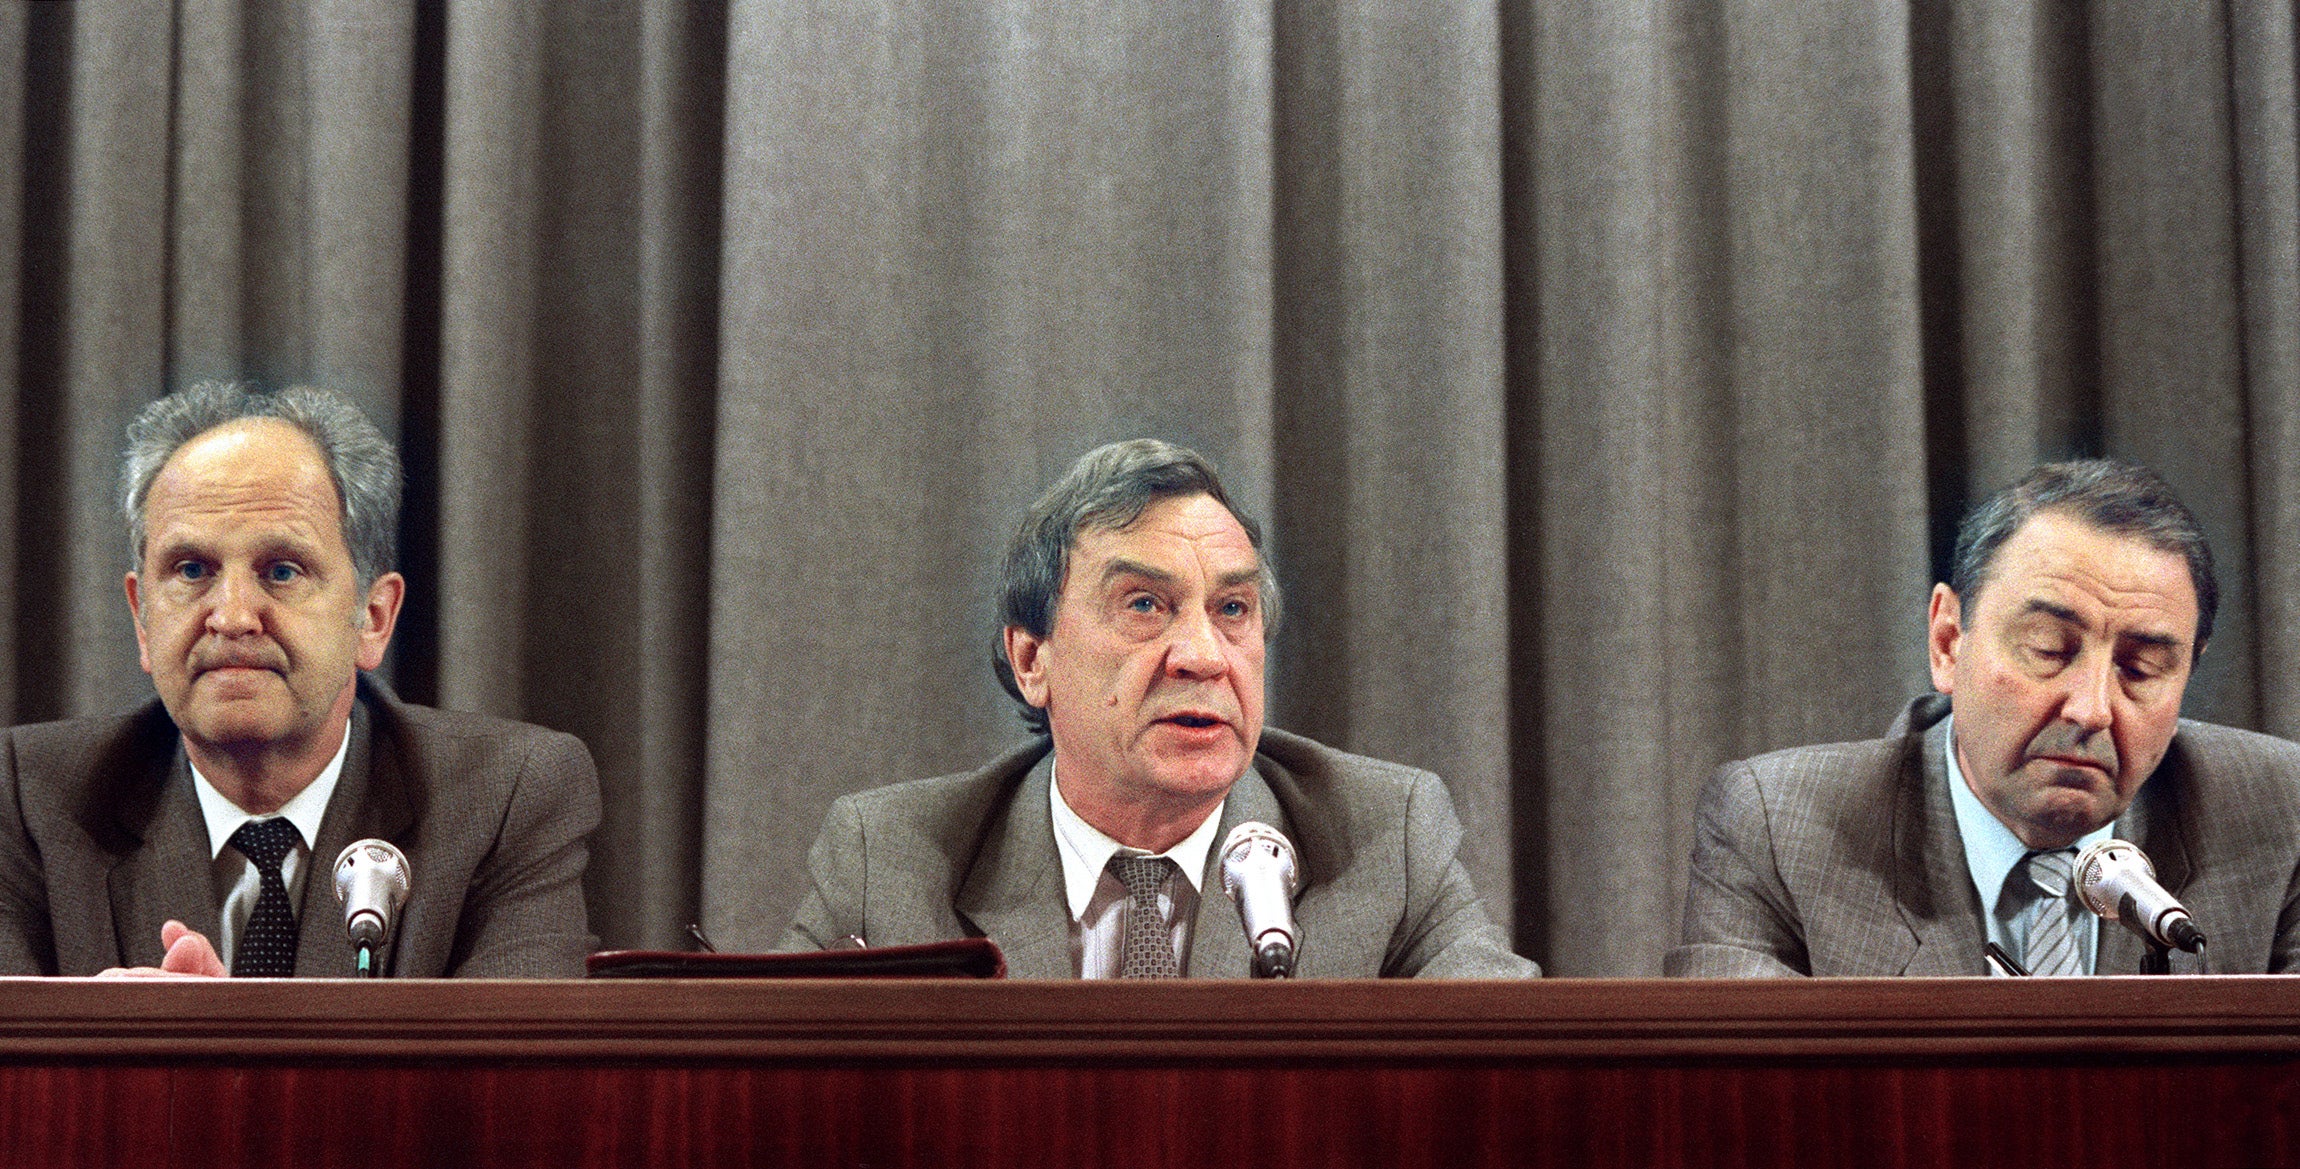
top-left (1111, 854), bottom-right (1181, 979)
top-left (228, 817), bottom-right (304, 977)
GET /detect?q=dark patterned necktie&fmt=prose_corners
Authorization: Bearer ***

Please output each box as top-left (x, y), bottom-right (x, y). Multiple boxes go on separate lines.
top-left (2020, 848), bottom-right (2084, 977)
top-left (1111, 855), bottom-right (1181, 979)
top-left (228, 817), bottom-right (304, 977)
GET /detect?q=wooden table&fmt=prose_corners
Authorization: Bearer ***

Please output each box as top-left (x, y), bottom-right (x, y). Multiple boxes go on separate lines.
top-left (0, 976), bottom-right (2293, 1167)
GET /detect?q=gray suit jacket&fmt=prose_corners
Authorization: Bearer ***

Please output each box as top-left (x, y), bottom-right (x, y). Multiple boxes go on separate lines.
top-left (1668, 694), bottom-right (2300, 976)
top-left (0, 676), bottom-right (602, 977)
top-left (778, 727), bottom-right (1538, 978)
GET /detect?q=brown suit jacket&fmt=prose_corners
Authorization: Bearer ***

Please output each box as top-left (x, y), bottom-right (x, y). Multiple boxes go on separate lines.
top-left (1668, 694), bottom-right (2300, 976)
top-left (776, 727), bottom-right (1538, 978)
top-left (0, 676), bottom-right (601, 977)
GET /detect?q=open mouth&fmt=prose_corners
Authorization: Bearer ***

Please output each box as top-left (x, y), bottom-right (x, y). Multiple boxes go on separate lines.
top-left (1165, 714), bottom-right (1221, 729)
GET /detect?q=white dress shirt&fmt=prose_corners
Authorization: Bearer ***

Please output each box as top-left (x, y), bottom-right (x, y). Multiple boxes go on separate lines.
top-left (189, 725), bottom-right (350, 968)
top-left (1048, 760), bottom-right (1225, 978)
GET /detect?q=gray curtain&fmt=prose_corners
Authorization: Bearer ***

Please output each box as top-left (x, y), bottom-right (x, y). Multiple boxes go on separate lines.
top-left (1, 0), bottom-right (2293, 976)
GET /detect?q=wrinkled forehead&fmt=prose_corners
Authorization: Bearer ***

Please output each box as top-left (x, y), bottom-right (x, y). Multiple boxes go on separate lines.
top-left (1073, 493), bottom-right (1259, 568)
top-left (1972, 511), bottom-right (2199, 629)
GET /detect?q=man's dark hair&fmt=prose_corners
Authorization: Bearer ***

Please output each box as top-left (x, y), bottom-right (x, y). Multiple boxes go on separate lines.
top-left (993, 439), bottom-right (1280, 733)
top-left (1949, 459), bottom-right (2216, 653)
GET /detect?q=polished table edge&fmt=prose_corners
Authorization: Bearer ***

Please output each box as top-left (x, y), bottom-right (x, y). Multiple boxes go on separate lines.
top-left (0, 976), bottom-right (2291, 1061)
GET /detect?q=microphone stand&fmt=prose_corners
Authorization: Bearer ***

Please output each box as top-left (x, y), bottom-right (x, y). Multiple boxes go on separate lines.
top-left (2136, 938), bottom-right (2206, 975)
top-left (2138, 940), bottom-right (2170, 976)
top-left (1251, 939), bottom-right (1294, 979)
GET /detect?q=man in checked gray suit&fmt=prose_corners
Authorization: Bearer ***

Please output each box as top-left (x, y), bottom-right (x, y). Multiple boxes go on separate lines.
top-left (0, 382), bottom-right (599, 978)
top-left (779, 439), bottom-right (1536, 978)
top-left (1671, 460), bottom-right (2300, 977)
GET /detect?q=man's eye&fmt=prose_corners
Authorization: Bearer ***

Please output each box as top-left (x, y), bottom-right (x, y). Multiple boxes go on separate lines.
top-left (266, 563), bottom-right (301, 583)
top-left (1126, 595), bottom-right (1159, 613)
top-left (1219, 599), bottom-right (1249, 618)
top-left (176, 561), bottom-right (208, 581)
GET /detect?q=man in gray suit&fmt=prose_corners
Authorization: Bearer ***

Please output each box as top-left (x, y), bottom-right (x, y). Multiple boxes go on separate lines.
top-left (0, 382), bottom-right (599, 977)
top-left (1671, 460), bottom-right (2300, 977)
top-left (780, 440), bottom-right (1535, 978)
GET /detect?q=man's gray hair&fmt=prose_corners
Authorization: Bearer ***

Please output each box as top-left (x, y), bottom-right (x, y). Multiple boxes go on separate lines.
top-left (1950, 458), bottom-right (2217, 654)
top-left (121, 381), bottom-right (402, 588)
top-left (993, 439), bottom-right (1280, 732)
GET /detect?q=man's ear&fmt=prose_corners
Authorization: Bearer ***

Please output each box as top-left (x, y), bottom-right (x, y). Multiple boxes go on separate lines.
top-left (356, 572), bottom-right (407, 671)
top-left (125, 572), bottom-right (153, 675)
top-left (1003, 625), bottom-right (1052, 710)
top-left (1927, 582), bottom-right (1962, 695)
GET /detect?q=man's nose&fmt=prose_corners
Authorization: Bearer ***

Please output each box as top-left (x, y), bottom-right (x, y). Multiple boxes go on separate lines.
top-left (2061, 650), bottom-right (2116, 731)
top-left (1163, 604), bottom-right (1229, 679)
top-left (204, 568), bottom-right (265, 636)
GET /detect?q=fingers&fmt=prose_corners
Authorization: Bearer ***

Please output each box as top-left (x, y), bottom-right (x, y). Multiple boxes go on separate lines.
top-left (91, 920), bottom-right (234, 978)
top-left (159, 922), bottom-right (229, 977)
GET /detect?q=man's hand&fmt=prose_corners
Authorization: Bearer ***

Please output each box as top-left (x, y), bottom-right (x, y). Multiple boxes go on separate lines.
top-left (95, 920), bottom-right (229, 978)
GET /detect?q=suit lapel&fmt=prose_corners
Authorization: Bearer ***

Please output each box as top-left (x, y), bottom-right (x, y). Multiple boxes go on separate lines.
top-left (2099, 751), bottom-right (2194, 974)
top-left (954, 753), bottom-right (1073, 978)
top-left (293, 697), bottom-right (414, 977)
top-left (1890, 714), bottom-right (1990, 975)
top-left (1185, 769), bottom-right (1288, 978)
top-left (106, 751), bottom-right (222, 969)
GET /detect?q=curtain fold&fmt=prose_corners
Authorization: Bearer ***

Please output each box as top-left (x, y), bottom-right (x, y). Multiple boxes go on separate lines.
top-left (1, 0), bottom-right (2294, 972)
top-left (1269, 0), bottom-right (1515, 943)
top-left (2231, 0), bottom-right (2300, 740)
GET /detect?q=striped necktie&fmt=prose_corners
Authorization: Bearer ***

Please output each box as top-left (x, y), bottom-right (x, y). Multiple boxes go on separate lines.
top-left (2019, 848), bottom-right (2084, 977)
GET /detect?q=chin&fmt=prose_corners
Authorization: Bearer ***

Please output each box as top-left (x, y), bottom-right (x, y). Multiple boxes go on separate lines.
top-left (2022, 798), bottom-right (2117, 845)
top-left (183, 710), bottom-right (293, 749)
top-left (1149, 759), bottom-right (1248, 799)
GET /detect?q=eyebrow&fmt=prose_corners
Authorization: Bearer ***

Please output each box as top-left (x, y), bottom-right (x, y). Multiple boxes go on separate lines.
top-left (2120, 630), bottom-right (2184, 654)
top-left (2015, 598), bottom-right (2186, 652)
top-left (1099, 559), bottom-right (1176, 589)
top-left (1096, 560), bottom-right (1263, 591)
top-left (2016, 599), bottom-right (2082, 625)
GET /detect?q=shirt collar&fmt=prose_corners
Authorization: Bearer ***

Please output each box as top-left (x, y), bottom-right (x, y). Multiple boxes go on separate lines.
top-left (1944, 713), bottom-right (2113, 920)
top-left (1048, 756), bottom-right (1226, 921)
top-left (190, 720), bottom-right (353, 860)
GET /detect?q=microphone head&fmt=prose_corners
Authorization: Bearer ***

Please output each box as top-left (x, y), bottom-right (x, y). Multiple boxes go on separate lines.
top-left (334, 839), bottom-right (411, 948)
top-left (1219, 821), bottom-right (1297, 898)
top-left (2072, 838), bottom-right (2153, 920)
top-left (2073, 837), bottom-right (2206, 954)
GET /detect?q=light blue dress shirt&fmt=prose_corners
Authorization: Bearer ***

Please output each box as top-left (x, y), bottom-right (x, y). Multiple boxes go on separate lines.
top-left (1943, 714), bottom-right (2112, 974)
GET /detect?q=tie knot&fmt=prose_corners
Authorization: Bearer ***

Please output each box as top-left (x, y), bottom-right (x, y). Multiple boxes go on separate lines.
top-left (2025, 848), bottom-right (2076, 899)
top-left (228, 817), bottom-right (303, 872)
top-left (1110, 854), bottom-right (1175, 902)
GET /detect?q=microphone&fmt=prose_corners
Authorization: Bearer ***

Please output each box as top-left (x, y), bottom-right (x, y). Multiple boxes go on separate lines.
top-left (1219, 822), bottom-right (1299, 978)
top-left (2073, 839), bottom-right (2205, 954)
top-left (333, 839), bottom-right (412, 977)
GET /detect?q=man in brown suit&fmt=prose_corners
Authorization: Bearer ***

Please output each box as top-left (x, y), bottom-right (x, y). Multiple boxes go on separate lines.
top-left (0, 383), bottom-right (599, 977)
